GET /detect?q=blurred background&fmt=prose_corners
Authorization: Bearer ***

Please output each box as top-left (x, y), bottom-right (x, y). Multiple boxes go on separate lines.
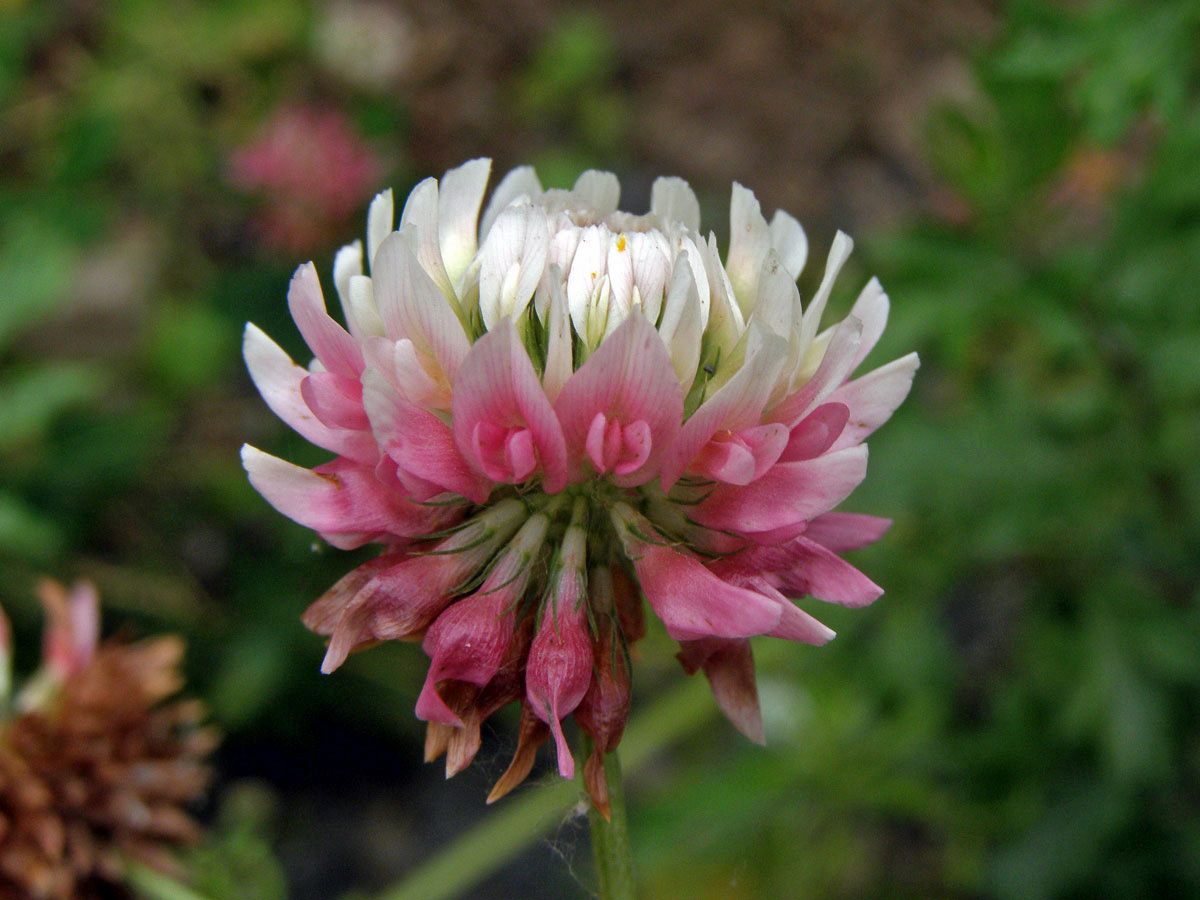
top-left (2, 0), bottom-right (1199, 897)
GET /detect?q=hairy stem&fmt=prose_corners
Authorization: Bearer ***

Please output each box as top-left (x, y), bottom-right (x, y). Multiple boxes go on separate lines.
top-left (587, 742), bottom-right (637, 900)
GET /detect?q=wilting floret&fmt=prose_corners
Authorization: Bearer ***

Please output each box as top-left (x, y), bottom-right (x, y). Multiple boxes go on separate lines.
top-left (242, 160), bottom-right (917, 809)
top-left (0, 581), bottom-right (216, 900)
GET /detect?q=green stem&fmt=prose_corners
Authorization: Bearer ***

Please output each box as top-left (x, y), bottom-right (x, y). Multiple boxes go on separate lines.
top-left (586, 740), bottom-right (637, 900)
top-left (123, 859), bottom-right (215, 900)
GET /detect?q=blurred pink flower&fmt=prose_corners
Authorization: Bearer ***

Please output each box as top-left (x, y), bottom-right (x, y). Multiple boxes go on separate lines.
top-left (242, 160), bottom-right (918, 809)
top-left (230, 106), bottom-right (383, 254)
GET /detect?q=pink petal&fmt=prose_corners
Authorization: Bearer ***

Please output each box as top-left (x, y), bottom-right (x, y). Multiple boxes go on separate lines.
top-left (286, 263), bottom-right (363, 378)
top-left (362, 373), bottom-right (491, 503)
top-left (660, 339), bottom-right (787, 490)
top-left (779, 402), bottom-right (849, 462)
top-left (774, 536), bottom-right (884, 607)
top-left (613, 505), bottom-right (782, 640)
top-left (300, 371), bottom-right (369, 431)
top-left (689, 422), bottom-right (790, 485)
top-left (554, 310), bottom-right (683, 485)
top-left (301, 552), bottom-right (409, 637)
top-left (317, 555), bottom-right (464, 673)
top-left (453, 319), bottom-right (568, 492)
top-left (803, 512), bottom-right (892, 553)
top-left (37, 579), bottom-right (100, 679)
top-left (241, 446), bottom-right (438, 539)
top-left (707, 560), bottom-right (838, 645)
top-left (769, 314), bottom-right (862, 428)
top-left (828, 352), bottom-right (920, 450)
top-left (769, 600), bottom-right (837, 644)
top-left (243, 323), bottom-right (378, 464)
top-left (692, 446), bottom-right (868, 534)
top-left (677, 638), bottom-right (764, 744)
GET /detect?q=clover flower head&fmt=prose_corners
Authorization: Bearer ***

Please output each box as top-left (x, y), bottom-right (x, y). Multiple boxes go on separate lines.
top-left (242, 160), bottom-right (918, 808)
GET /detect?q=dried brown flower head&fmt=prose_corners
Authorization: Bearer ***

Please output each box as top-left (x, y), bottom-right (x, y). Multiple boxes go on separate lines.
top-left (0, 581), bottom-right (217, 900)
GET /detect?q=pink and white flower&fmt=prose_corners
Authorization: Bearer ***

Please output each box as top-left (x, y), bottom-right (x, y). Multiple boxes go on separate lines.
top-left (242, 160), bottom-right (918, 808)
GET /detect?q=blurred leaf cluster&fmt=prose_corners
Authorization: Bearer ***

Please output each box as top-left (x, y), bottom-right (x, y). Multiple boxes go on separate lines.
top-left (1, 1), bottom-right (1198, 899)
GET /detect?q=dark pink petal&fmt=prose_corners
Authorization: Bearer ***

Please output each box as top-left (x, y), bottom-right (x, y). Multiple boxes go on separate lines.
top-left (526, 574), bottom-right (592, 778)
top-left (416, 588), bottom-right (517, 726)
top-left (613, 505), bottom-right (781, 640)
top-left (453, 319), bottom-right (568, 492)
top-left (677, 638), bottom-right (764, 744)
top-left (827, 351), bottom-right (920, 451)
top-left (691, 446), bottom-right (868, 534)
top-left (774, 536), bottom-right (883, 607)
top-left (243, 323), bottom-right (377, 464)
top-left (286, 263), bottom-right (363, 378)
top-left (300, 371), bottom-right (369, 431)
top-left (554, 310), bottom-right (683, 486)
top-left (416, 511), bottom-right (549, 725)
top-left (803, 512), bottom-right (892, 553)
top-left (316, 555), bottom-right (464, 672)
top-left (779, 402), bottom-right (849, 462)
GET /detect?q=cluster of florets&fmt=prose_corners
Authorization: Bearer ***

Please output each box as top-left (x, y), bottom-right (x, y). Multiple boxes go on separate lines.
top-left (242, 160), bottom-right (917, 809)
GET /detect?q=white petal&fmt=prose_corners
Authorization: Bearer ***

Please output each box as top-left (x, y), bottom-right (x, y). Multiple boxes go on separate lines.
top-left (846, 277), bottom-right (888, 371)
top-left (366, 189), bottom-right (394, 269)
top-left (347, 274), bottom-right (384, 338)
top-left (573, 170), bottom-right (620, 214)
top-left (541, 267), bottom-right (573, 403)
top-left (828, 351), bottom-right (920, 450)
top-left (567, 225), bottom-right (610, 340)
top-left (749, 250), bottom-right (800, 340)
top-left (651, 176), bottom-right (700, 232)
top-left (629, 231), bottom-right (672, 324)
top-left (373, 232), bottom-right (470, 389)
top-left (438, 158), bottom-right (491, 286)
top-left (537, 227), bottom-right (582, 320)
top-left (333, 241), bottom-right (363, 307)
top-left (769, 209), bottom-right (808, 281)
top-left (700, 233), bottom-right (741, 350)
top-left (478, 204), bottom-right (550, 329)
top-left (658, 255), bottom-right (703, 394)
top-left (797, 230), bottom-right (854, 359)
top-left (605, 230), bottom-right (635, 333)
top-left (726, 183), bottom-right (771, 316)
top-left (399, 178), bottom-right (455, 301)
top-left (480, 165), bottom-right (542, 240)
top-left (332, 240), bottom-right (364, 336)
